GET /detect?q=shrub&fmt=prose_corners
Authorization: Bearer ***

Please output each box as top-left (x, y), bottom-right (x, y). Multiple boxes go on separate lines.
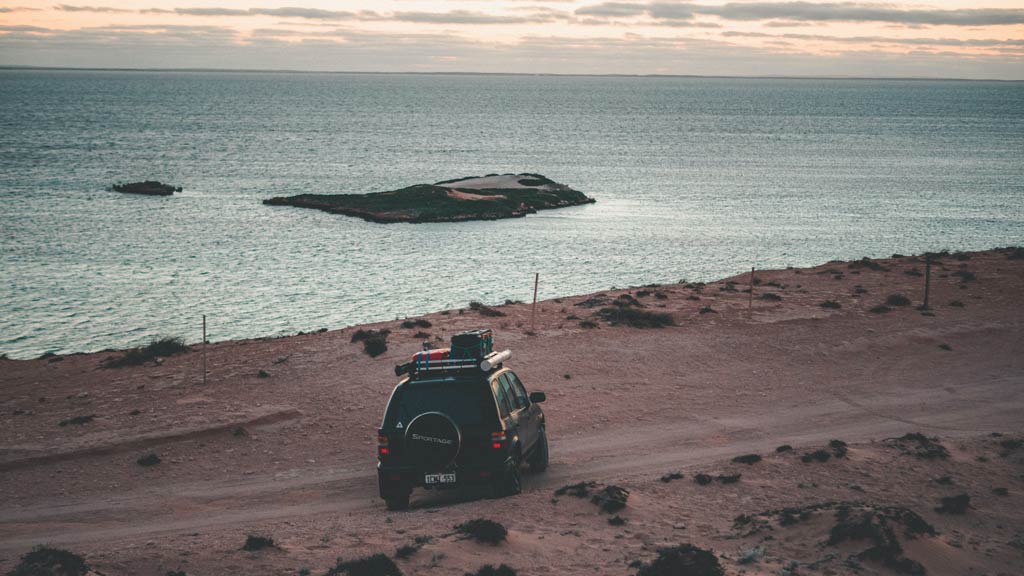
top-left (939, 343), bottom-right (952, 351)
top-left (732, 454), bottom-right (762, 465)
top-left (455, 519), bottom-right (507, 544)
top-left (904, 269), bottom-right (922, 277)
top-left (257, 370), bottom-right (270, 378)
top-left (935, 494), bottom-right (970, 515)
top-left (413, 331), bottom-right (430, 339)
top-left (759, 293), bottom-right (782, 301)
top-left (948, 300), bottom-right (964, 307)
top-left (801, 449), bottom-right (831, 463)
top-left (660, 472), bottom-right (684, 483)
top-left (886, 294), bottom-right (911, 306)
top-left (699, 306), bottom-right (716, 314)
top-left (953, 270), bottom-right (976, 282)
top-left (654, 292), bottom-right (668, 300)
top-left (242, 535), bottom-right (276, 551)
top-left (465, 565), bottom-right (516, 576)
top-left (8, 546), bottom-right (91, 576)
top-left (469, 301), bottom-right (506, 317)
top-left (59, 414), bottom-right (95, 427)
top-left (717, 473), bottom-right (741, 484)
top-left (326, 554), bottom-right (402, 576)
top-left (103, 336), bottom-right (189, 368)
top-left (554, 481), bottom-right (595, 497)
top-left (352, 329), bottom-right (389, 357)
top-left (1007, 247), bottom-right (1024, 260)
top-left (137, 452), bottom-right (161, 466)
top-left (608, 515), bottom-right (627, 526)
top-left (591, 485), bottom-right (629, 513)
top-left (597, 307), bottom-right (674, 328)
top-left (635, 544), bottom-right (724, 576)
top-left (694, 473), bottom-right (713, 485)
top-left (579, 320), bottom-right (598, 329)
top-left (394, 544), bottom-right (420, 559)
top-left (869, 305), bottom-right (892, 314)
top-left (821, 300), bottom-right (841, 309)
top-left (400, 320), bottom-right (416, 329)
top-left (775, 444), bottom-right (793, 453)
top-left (848, 258), bottom-right (887, 272)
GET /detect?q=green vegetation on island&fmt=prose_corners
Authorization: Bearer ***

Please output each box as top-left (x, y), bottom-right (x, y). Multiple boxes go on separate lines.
top-left (262, 173), bottom-right (595, 223)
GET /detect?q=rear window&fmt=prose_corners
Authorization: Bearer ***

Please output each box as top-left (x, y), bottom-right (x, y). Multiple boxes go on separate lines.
top-left (385, 383), bottom-right (497, 428)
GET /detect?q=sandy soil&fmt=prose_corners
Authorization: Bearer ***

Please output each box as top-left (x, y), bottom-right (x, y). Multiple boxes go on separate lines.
top-left (438, 174), bottom-right (543, 190)
top-left (1, 248), bottom-right (1022, 575)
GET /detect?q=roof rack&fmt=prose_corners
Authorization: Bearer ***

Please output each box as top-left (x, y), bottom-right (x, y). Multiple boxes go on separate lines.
top-left (395, 349), bottom-right (511, 377)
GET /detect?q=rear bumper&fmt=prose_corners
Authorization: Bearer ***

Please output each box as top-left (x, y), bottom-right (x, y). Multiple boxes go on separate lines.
top-left (377, 461), bottom-right (506, 497)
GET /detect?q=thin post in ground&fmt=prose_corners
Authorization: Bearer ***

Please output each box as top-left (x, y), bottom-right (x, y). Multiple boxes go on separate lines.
top-left (202, 314), bottom-right (207, 385)
top-left (922, 258), bottom-right (932, 310)
top-left (530, 273), bottom-right (539, 332)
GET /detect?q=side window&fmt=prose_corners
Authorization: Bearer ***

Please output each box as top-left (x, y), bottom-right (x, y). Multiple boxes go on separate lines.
top-left (492, 378), bottom-right (511, 418)
top-left (505, 373), bottom-right (529, 410)
top-left (498, 375), bottom-right (521, 412)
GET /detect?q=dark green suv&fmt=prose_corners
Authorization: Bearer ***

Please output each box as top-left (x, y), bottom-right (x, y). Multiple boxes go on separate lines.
top-left (376, 357), bottom-right (548, 510)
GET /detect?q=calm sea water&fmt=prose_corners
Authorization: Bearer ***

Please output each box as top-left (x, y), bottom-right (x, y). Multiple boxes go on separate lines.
top-left (1, 70), bottom-right (1022, 358)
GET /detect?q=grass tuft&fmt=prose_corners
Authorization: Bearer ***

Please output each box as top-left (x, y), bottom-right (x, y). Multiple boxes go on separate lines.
top-left (455, 519), bottom-right (508, 544)
top-left (886, 294), bottom-right (911, 307)
top-left (241, 535), bottom-right (276, 551)
top-left (326, 553), bottom-right (402, 576)
top-left (103, 337), bottom-right (189, 368)
top-left (597, 307), bottom-right (674, 328)
top-left (8, 546), bottom-right (91, 576)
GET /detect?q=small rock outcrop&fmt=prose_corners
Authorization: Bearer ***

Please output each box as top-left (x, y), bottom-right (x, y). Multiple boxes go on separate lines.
top-left (112, 181), bottom-right (181, 196)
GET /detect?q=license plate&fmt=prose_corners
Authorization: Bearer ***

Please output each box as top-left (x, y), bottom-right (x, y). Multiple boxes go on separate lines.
top-left (424, 472), bottom-right (456, 485)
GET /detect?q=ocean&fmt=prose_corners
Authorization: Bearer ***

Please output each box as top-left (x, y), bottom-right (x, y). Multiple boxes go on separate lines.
top-left (1, 70), bottom-right (1022, 358)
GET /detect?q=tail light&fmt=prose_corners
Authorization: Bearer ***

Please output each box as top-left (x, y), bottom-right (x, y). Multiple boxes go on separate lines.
top-left (490, 431), bottom-right (506, 450)
top-left (378, 434), bottom-right (389, 458)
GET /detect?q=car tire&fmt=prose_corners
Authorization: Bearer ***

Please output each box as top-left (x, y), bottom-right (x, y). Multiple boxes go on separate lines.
top-left (492, 456), bottom-right (522, 498)
top-left (529, 428), bottom-right (549, 473)
top-left (384, 492), bottom-right (410, 511)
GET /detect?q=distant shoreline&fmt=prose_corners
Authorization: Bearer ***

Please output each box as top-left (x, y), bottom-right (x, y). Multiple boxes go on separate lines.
top-left (1, 65), bottom-right (1020, 83)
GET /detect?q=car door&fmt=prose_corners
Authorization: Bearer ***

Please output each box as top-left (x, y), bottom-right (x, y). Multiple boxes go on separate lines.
top-left (502, 371), bottom-right (535, 451)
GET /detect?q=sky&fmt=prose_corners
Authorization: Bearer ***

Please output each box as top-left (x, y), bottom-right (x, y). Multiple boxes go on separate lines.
top-left (1, 1), bottom-right (1023, 79)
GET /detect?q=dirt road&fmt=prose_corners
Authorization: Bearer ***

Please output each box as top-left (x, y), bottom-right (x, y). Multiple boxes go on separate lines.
top-left (1, 248), bottom-right (1021, 575)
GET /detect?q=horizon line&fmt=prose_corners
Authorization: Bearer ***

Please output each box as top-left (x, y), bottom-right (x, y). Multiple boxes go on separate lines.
top-left (1, 65), bottom-right (1021, 83)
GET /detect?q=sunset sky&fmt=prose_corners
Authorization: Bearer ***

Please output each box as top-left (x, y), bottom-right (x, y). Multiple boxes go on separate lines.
top-left (1, 1), bottom-right (1023, 78)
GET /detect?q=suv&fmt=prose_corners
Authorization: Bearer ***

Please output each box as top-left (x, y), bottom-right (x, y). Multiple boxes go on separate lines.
top-left (376, 343), bottom-right (548, 510)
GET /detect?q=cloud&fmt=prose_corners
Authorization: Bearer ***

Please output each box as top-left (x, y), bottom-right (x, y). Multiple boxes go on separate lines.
top-left (390, 10), bottom-right (561, 25)
top-left (54, 4), bottom-right (133, 13)
top-left (575, 2), bottom-right (1024, 27)
top-left (2, 24), bottom-right (1022, 78)
top-left (722, 31), bottom-right (1024, 49)
top-left (124, 6), bottom-right (562, 24)
top-left (0, 25), bottom-right (52, 33)
top-left (0, 6), bottom-right (42, 12)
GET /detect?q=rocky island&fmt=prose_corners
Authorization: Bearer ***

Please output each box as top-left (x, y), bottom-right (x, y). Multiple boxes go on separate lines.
top-left (111, 181), bottom-right (181, 196)
top-left (262, 173), bottom-right (595, 223)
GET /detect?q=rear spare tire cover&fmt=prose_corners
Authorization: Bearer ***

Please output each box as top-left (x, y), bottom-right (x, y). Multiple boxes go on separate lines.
top-left (404, 412), bottom-right (461, 471)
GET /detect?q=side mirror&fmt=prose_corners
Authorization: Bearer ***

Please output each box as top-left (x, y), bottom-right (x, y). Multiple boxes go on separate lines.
top-left (529, 391), bottom-right (546, 403)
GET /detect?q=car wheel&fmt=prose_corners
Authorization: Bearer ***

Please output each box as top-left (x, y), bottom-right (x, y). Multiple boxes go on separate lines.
top-left (492, 456), bottom-right (522, 498)
top-left (529, 428), bottom-right (549, 473)
top-left (384, 492), bottom-right (410, 511)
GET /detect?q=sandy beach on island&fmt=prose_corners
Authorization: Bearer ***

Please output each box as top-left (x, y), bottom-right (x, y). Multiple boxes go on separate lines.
top-left (1, 248), bottom-right (1022, 575)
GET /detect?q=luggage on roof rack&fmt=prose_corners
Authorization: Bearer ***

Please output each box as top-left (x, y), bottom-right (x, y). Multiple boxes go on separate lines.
top-left (394, 329), bottom-right (507, 377)
top-left (450, 329), bottom-right (493, 360)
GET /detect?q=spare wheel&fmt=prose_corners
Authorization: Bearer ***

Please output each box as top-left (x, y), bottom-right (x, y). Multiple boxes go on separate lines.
top-left (404, 412), bottom-right (462, 471)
